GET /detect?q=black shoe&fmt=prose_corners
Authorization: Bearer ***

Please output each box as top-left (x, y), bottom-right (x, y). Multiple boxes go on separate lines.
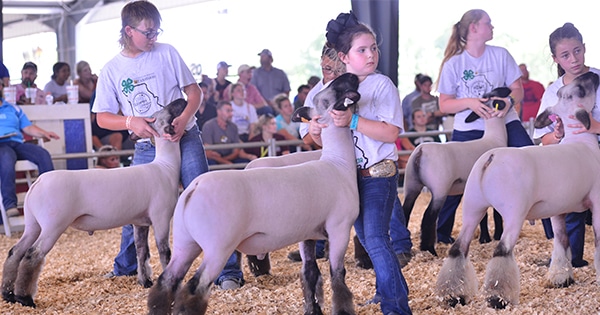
top-left (437, 236), bottom-right (455, 244)
top-left (287, 250), bottom-right (325, 262)
top-left (572, 259), bottom-right (589, 268)
top-left (356, 255), bottom-right (373, 270)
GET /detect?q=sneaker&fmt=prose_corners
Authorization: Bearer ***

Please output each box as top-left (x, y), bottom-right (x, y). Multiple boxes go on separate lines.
top-left (437, 236), bottom-right (455, 244)
top-left (103, 271), bottom-right (117, 279)
top-left (572, 259), bottom-right (589, 268)
top-left (6, 208), bottom-right (20, 217)
top-left (397, 252), bottom-right (412, 268)
top-left (219, 279), bottom-right (241, 290)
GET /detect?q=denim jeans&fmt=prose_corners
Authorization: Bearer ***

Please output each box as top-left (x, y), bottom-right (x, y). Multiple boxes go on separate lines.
top-left (437, 120), bottom-right (534, 241)
top-left (542, 212), bottom-right (587, 262)
top-left (390, 195), bottom-right (412, 254)
top-left (113, 126), bottom-right (219, 276)
top-left (0, 141), bottom-right (54, 218)
top-left (354, 171), bottom-right (412, 315)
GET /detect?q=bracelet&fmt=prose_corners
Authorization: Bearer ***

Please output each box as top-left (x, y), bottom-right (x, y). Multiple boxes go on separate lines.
top-left (125, 116), bottom-right (132, 130)
top-left (350, 114), bottom-right (359, 130)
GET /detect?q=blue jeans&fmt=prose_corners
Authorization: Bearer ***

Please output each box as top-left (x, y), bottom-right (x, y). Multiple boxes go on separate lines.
top-left (437, 120), bottom-right (534, 241)
top-left (391, 195), bottom-right (412, 254)
top-left (542, 212), bottom-right (587, 262)
top-left (112, 126), bottom-right (219, 276)
top-left (354, 171), bottom-right (411, 315)
top-left (0, 141), bottom-right (54, 220)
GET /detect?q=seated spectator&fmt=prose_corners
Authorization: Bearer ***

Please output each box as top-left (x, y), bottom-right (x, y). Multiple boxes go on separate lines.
top-left (0, 61), bottom-right (10, 87)
top-left (73, 60), bottom-right (98, 103)
top-left (0, 96), bottom-right (59, 220)
top-left (226, 64), bottom-right (272, 115)
top-left (246, 114), bottom-right (289, 158)
top-left (89, 91), bottom-right (129, 151)
top-left (273, 93), bottom-right (311, 152)
top-left (307, 75), bottom-right (320, 89)
top-left (95, 145), bottom-right (121, 169)
top-left (195, 81), bottom-right (217, 131)
top-left (201, 100), bottom-right (256, 165)
top-left (211, 61), bottom-right (232, 103)
top-left (293, 84), bottom-right (311, 110)
top-left (400, 108), bottom-right (441, 152)
top-left (229, 82), bottom-right (258, 142)
top-left (410, 74), bottom-right (445, 131)
top-left (44, 62), bottom-right (71, 103)
top-left (14, 62), bottom-right (45, 105)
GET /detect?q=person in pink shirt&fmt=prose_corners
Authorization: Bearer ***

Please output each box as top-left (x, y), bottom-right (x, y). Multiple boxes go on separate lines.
top-left (13, 62), bottom-right (45, 105)
top-left (235, 64), bottom-right (273, 115)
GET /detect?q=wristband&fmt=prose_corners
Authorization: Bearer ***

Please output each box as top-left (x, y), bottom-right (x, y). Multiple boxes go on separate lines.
top-left (126, 116), bottom-right (132, 130)
top-left (350, 114), bottom-right (359, 130)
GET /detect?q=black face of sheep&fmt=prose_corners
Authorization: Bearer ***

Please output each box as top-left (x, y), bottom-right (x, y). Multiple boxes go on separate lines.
top-left (152, 98), bottom-right (187, 135)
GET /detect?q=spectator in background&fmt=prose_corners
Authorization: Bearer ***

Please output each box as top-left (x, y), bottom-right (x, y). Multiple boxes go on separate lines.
top-left (293, 84), bottom-right (310, 110)
top-left (202, 100), bottom-right (256, 165)
top-left (0, 61), bottom-right (10, 87)
top-left (14, 62), bottom-right (45, 105)
top-left (402, 73), bottom-right (423, 130)
top-left (518, 63), bottom-right (545, 124)
top-left (246, 114), bottom-right (289, 158)
top-left (212, 61), bottom-right (232, 104)
top-left (95, 145), bottom-right (121, 169)
top-left (229, 82), bottom-right (258, 142)
top-left (89, 91), bottom-right (129, 151)
top-left (411, 74), bottom-right (445, 131)
top-left (273, 93), bottom-right (311, 152)
top-left (251, 49), bottom-right (290, 112)
top-left (74, 60), bottom-right (98, 103)
top-left (400, 108), bottom-right (441, 151)
top-left (195, 81), bottom-right (217, 131)
top-left (307, 75), bottom-right (320, 89)
top-left (44, 62), bottom-right (71, 103)
top-left (226, 64), bottom-right (271, 115)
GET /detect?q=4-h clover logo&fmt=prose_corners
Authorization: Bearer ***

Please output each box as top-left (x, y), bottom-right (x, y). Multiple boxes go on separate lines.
top-left (122, 78), bottom-right (134, 95)
top-left (462, 69), bottom-right (475, 81)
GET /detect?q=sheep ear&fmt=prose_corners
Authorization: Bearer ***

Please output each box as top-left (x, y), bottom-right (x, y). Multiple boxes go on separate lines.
top-left (533, 108), bottom-right (554, 129)
top-left (292, 106), bottom-right (312, 123)
top-left (575, 109), bottom-right (592, 129)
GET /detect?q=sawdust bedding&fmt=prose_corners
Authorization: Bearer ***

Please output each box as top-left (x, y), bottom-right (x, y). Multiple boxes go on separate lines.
top-left (1, 192), bottom-right (599, 314)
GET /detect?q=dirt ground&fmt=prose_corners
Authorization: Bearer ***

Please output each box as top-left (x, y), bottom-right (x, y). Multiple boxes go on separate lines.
top-left (1, 191), bottom-right (600, 314)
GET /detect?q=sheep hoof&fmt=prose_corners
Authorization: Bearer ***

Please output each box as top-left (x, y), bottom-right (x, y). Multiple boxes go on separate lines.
top-left (479, 234), bottom-right (492, 244)
top-left (421, 245), bottom-right (438, 257)
top-left (141, 279), bottom-right (153, 288)
top-left (445, 295), bottom-right (467, 307)
top-left (486, 295), bottom-right (508, 309)
top-left (15, 295), bottom-right (36, 308)
top-left (2, 291), bottom-right (16, 303)
top-left (551, 277), bottom-right (575, 288)
top-left (355, 255), bottom-right (373, 270)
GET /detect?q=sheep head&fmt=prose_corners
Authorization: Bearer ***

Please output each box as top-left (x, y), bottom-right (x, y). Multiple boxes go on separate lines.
top-left (292, 73), bottom-right (361, 123)
top-left (465, 87), bottom-right (512, 123)
top-left (130, 98), bottom-right (187, 141)
top-left (534, 71), bottom-right (599, 129)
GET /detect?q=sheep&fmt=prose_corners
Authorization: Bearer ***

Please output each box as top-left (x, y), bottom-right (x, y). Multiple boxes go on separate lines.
top-left (435, 71), bottom-right (600, 309)
top-left (1, 98), bottom-right (188, 308)
top-left (147, 73), bottom-right (360, 315)
top-left (402, 87), bottom-right (511, 256)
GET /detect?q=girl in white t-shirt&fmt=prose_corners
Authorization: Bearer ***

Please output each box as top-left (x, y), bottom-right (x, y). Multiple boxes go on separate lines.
top-left (229, 82), bottom-right (258, 142)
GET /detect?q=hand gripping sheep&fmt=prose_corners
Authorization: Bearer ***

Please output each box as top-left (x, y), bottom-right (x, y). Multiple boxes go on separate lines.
top-left (436, 71), bottom-right (600, 309)
top-left (1, 99), bottom-right (188, 308)
top-left (402, 87), bottom-right (511, 256)
top-left (147, 73), bottom-right (360, 315)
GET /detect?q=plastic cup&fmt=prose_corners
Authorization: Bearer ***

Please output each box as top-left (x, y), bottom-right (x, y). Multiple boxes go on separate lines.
top-left (67, 85), bottom-right (79, 104)
top-left (3, 86), bottom-right (16, 105)
top-left (25, 87), bottom-right (37, 104)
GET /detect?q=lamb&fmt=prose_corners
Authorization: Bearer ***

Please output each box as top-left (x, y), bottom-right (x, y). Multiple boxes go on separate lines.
top-left (402, 87), bottom-right (511, 256)
top-left (147, 73), bottom-right (360, 315)
top-left (1, 99), bottom-right (188, 308)
top-left (435, 71), bottom-right (600, 309)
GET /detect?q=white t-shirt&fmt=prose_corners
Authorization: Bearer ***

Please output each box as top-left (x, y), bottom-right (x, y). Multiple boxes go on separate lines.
top-left (301, 73), bottom-right (403, 169)
top-left (231, 101), bottom-right (258, 135)
top-left (437, 45), bottom-right (521, 131)
top-left (533, 67), bottom-right (600, 140)
top-left (93, 42), bottom-right (197, 131)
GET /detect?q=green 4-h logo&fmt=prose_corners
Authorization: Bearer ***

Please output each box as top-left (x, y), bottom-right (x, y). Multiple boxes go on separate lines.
top-left (462, 69), bottom-right (475, 81)
top-left (122, 78), bottom-right (134, 95)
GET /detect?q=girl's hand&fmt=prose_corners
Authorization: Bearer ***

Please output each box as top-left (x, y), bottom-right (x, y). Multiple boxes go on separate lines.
top-left (472, 98), bottom-right (493, 119)
top-left (330, 109), bottom-right (352, 127)
top-left (567, 111), bottom-right (600, 135)
top-left (488, 96), bottom-right (511, 118)
top-left (554, 116), bottom-right (565, 138)
top-left (130, 116), bottom-right (159, 139)
top-left (308, 115), bottom-right (327, 138)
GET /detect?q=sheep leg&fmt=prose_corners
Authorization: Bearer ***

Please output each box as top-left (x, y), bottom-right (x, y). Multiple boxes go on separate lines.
top-left (436, 205), bottom-right (484, 307)
top-left (492, 209), bottom-right (503, 240)
top-left (547, 214), bottom-right (574, 288)
top-left (402, 181), bottom-right (423, 225)
top-left (479, 212), bottom-right (492, 244)
top-left (353, 235), bottom-right (372, 269)
top-left (591, 207), bottom-right (600, 284)
top-left (246, 253), bottom-right (271, 277)
top-left (134, 225), bottom-right (153, 288)
top-left (300, 240), bottom-right (324, 315)
top-left (152, 222), bottom-right (172, 271)
top-left (328, 231), bottom-right (355, 315)
top-left (420, 195), bottom-right (446, 256)
top-left (2, 225), bottom-right (40, 303)
top-left (148, 245), bottom-right (201, 315)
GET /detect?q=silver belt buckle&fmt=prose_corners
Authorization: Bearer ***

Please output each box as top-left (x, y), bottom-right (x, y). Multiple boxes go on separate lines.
top-left (368, 159), bottom-right (397, 178)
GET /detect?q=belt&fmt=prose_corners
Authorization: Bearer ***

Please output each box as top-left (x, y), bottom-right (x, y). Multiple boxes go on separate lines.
top-left (359, 159), bottom-right (397, 178)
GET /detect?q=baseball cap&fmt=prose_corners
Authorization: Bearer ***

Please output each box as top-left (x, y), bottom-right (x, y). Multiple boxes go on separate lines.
top-left (22, 61), bottom-right (37, 72)
top-left (237, 64), bottom-right (253, 74)
top-left (257, 49), bottom-right (272, 57)
top-left (217, 61), bottom-right (231, 71)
